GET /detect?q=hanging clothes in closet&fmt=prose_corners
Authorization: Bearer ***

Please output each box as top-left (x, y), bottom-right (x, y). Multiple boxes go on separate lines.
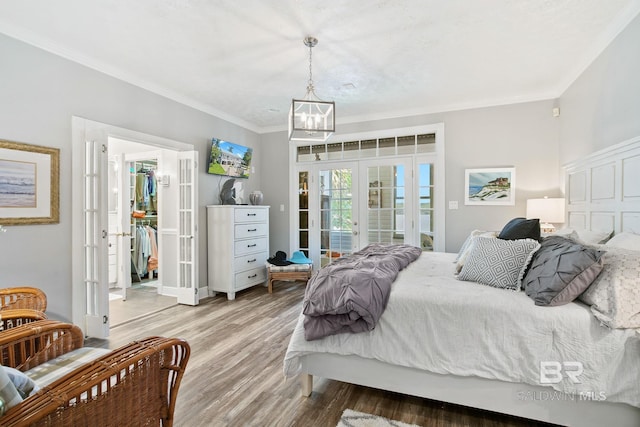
top-left (135, 224), bottom-right (158, 279)
top-left (135, 167), bottom-right (158, 213)
top-left (146, 225), bottom-right (158, 273)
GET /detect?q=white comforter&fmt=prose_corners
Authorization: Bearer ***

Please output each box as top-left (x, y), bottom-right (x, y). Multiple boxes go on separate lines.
top-left (283, 252), bottom-right (640, 408)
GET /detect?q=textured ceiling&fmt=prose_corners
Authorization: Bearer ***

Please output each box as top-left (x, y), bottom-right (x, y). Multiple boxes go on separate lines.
top-left (1, 0), bottom-right (639, 133)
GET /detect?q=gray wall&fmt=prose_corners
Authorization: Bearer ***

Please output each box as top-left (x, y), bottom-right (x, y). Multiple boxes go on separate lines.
top-left (559, 12), bottom-right (640, 164)
top-left (0, 33), bottom-right (263, 321)
top-left (2, 11), bottom-right (639, 321)
top-left (262, 100), bottom-right (560, 254)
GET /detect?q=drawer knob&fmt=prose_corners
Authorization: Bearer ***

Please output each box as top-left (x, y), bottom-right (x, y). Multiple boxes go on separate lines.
top-left (248, 243), bottom-right (257, 248)
top-left (247, 213), bottom-right (257, 216)
top-left (247, 259), bottom-right (257, 263)
top-left (248, 228), bottom-right (257, 232)
top-left (248, 273), bottom-right (257, 279)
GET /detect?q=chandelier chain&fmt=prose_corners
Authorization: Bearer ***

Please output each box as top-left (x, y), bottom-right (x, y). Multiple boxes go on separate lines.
top-left (307, 42), bottom-right (314, 93)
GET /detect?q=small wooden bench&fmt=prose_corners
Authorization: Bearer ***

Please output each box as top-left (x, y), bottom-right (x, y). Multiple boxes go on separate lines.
top-left (266, 263), bottom-right (313, 293)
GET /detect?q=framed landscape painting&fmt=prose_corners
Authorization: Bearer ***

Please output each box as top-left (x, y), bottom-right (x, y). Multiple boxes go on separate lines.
top-left (0, 140), bottom-right (59, 225)
top-left (465, 167), bottom-right (515, 206)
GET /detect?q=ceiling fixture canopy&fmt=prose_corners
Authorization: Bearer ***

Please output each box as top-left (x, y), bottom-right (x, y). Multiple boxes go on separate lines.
top-left (288, 36), bottom-right (335, 143)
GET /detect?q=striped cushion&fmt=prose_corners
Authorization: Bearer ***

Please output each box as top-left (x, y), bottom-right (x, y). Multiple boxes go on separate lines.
top-left (25, 347), bottom-right (110, 388)
top-left (266, 262), bottom-right (311, 272)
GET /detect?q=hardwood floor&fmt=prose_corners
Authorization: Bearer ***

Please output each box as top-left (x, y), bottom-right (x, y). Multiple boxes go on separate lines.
top-left (87, 282), bottom-right (554, 427)
top-left (108, 283), bottom-right (177, 326)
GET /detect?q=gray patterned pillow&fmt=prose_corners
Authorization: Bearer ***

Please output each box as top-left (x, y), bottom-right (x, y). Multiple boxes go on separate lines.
top-left (522, 236), bottom-right (604, 306)
top-left (458, 237), bottom-right (540, 290)
top-left (578, 246), bottom-right (640, 328)
top-left (454, 230), bottom-right (498, 274)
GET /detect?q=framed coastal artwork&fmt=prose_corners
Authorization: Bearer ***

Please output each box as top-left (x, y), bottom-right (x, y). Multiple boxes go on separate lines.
top-left (0, 140), bottom-right (60, 225)
top-left (465, 167), bottom-right (515, 206)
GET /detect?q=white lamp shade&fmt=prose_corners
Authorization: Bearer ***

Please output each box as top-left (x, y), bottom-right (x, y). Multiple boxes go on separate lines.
top-left (526, 198), bottom-right (565, 223)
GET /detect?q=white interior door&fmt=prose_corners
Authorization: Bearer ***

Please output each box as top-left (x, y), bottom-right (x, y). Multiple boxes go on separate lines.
top-left (83, 132), bottom-right (110, 338)
top-left (176, 150), bottom-right (198, 305)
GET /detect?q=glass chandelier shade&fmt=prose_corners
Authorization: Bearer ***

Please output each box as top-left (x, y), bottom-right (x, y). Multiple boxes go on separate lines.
top-left (288, 36), bottom-right (335, 143)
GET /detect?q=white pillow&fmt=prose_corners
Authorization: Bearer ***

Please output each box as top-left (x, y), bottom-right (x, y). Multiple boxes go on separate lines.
top-left (553, 228), bottom-right (613, 245)
top-left (605, 231), bottom-right (640, 251)
top-left (579, 246), bottom-right (640, 328)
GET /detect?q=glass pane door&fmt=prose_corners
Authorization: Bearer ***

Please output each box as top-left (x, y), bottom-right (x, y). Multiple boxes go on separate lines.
top-left (319, 166), bottom-right (358, 267)
top-left (362, 159), bottom-right (414, 247)
top-left (418, 161), bottom-right (435, 251)
top-left (297, 170), bottom-right (310, 257)
top-left (177, 150), bottom-right (198, 305)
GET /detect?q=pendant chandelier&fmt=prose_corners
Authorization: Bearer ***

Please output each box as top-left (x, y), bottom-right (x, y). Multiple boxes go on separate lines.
top-left (288, 36), bottom-right (335, 143)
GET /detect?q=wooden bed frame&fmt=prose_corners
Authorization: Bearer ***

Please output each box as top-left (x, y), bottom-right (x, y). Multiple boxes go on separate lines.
top-left (296, 137), bottom-right (640, 427)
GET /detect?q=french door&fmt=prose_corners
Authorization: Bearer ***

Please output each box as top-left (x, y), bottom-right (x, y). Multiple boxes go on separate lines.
top-left (72, 117), bottom-right (200, 338)
top-left (359, 158), bottom-right (415, 247)
top-left (296, 163), bottom-right (359, 268)
top-left (293, 155), bottom-right (440, 264)
top-left (176, 151), bottom-right (198, 305)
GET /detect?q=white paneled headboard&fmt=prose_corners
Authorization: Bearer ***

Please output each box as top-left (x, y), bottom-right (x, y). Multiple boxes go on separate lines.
top-left (564, 136), bottom-right (640, 234)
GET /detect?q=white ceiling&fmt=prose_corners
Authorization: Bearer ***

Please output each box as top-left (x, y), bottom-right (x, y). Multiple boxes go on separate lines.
top-left (1, 0), bottom-right (639, 133)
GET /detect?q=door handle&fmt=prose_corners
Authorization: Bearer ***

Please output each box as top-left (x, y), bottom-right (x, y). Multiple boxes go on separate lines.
top-left (352, 231), bottom-right (358, 235)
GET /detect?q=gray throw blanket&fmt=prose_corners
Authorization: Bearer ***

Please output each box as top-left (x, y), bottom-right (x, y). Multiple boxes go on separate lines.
top-left (302, 244), bottom-right (422, 340)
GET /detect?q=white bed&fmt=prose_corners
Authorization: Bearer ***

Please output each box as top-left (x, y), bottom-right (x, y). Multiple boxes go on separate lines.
top-left (283, 137), bottom-right (640, 427)
top-left (284, 252), bottom-right (640, 426)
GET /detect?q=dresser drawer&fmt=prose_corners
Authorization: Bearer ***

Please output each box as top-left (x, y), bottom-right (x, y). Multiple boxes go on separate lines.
top-left (234, 222), bottom-right (268, 239)
top-left (234, 252), bottom-right (268, 272)
top-left (234, 237), bottom-right (268, 256)
top-left (234, 208), bottom-right (267, 223)
top-left (235, 267), bottom-right (267, 289)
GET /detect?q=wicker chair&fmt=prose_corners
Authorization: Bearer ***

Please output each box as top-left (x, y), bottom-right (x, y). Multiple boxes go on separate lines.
top-left (0, 309), bottom-right (47, 332)
top-left (0, 320), bottom-right (190, 426)
top-left (0, 287), bottom-right (47, 312)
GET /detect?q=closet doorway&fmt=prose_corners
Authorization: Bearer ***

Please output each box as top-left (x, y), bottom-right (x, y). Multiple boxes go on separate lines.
top-left (107, 139), bottom-right (177, 326)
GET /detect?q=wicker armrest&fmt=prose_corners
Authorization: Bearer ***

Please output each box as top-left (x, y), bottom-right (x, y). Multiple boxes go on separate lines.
top-left (0, 287), bottom-right (47, 312)
top-left (0, 320), bottom-right (83, 370)
top-left (2, 336), bottom-right (191, 427)
top-left (0, 309), bottom-right (47, 332)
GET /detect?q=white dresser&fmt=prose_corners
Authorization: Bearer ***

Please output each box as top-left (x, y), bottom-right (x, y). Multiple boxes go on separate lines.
top-left (207, 205), bottom-right (270, 300)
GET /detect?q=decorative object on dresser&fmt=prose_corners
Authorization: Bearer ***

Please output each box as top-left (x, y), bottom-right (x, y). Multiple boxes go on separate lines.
top-left (207, 205), bottom-right (270, 300)
top-left (249, 190), bottom-right (263, 205)
top-left (219, 178), bottom-right (237, 205)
